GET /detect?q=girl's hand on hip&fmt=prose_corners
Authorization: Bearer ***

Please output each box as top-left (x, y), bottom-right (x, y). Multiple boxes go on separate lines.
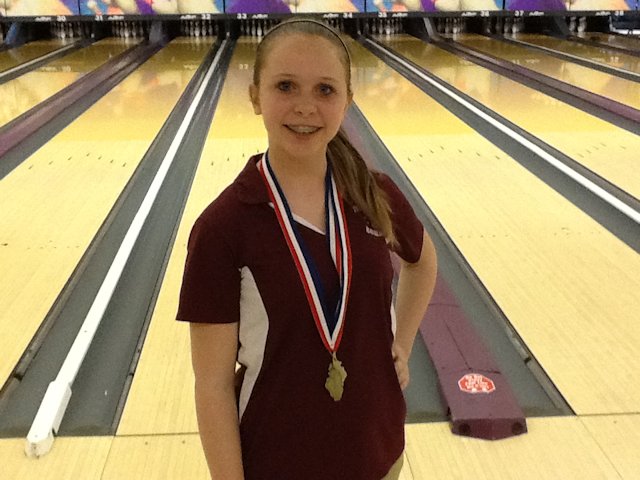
top-left (392, 342), bottom-right (410, 391)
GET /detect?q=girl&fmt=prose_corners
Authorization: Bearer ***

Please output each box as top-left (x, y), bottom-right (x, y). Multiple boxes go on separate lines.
top-left (178, 18), bottom-right (437, 480)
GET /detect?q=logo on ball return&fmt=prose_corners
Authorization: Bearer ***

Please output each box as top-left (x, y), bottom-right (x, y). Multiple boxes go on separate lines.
top-left (458, 374), bottom-right (496, 394)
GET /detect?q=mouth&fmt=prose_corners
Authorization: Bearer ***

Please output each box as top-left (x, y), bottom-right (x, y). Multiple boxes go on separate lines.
top-left (285, 125), bottom-right (321, 135)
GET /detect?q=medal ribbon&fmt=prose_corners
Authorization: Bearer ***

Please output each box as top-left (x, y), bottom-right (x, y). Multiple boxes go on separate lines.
top-left (258, 153), bottom-right (352, 353)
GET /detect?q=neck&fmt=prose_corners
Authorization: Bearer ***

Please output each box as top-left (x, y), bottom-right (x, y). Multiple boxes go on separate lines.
top-left (266, 148), bottom-right (328, 185)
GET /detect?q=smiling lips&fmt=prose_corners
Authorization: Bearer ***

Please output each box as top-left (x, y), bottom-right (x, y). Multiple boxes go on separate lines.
top-left (286, 124), bottom-right (321, 134)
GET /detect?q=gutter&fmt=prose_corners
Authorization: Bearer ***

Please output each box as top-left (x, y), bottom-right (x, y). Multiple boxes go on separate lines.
top-left (343, 103), bottom-right (571, 439)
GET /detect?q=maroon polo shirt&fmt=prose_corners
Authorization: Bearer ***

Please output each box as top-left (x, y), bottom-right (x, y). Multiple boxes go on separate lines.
top-left (177, 154), bottom-right (423, 480)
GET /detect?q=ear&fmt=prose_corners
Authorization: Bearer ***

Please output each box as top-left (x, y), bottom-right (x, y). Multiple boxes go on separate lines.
top-left (249, 84), bottom-right (261, 115)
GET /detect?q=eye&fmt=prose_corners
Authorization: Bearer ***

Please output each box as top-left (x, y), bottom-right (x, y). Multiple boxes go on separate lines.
top-left (319, 84), bottom-right (336, 96)
top-left (277, 81), bottom-right (293, 92)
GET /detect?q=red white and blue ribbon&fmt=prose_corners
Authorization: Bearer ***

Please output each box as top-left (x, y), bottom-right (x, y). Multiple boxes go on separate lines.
top-left (258, 152), bottom-right (352, 353)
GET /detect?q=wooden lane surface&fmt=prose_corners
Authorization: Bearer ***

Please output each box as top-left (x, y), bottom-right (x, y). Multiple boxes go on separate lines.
top-left (105, 417), bottom-right (640, 479)
top-left (349, 39), bottom-right (640, 415)
top-left (452, 33), bottom-right (640, 111)
top-left (580, 413), bottom-right (640, 479)
top-left (0, 436), bottom-right (112, 480)
top-left (0, 38), bottom-right (213, 388)
top-left (0, 39), bottom-right (136, 129)
top-left (3, 416), bottom-right (636, 479)
top-left (381, 35), bottom-right (640, 202)
top-left (103, 433), bottom-right (407, 480)
top-left (403, 417), bottom-right (628, 479)
top-left (101, 434), bottom-right (209, 479)
top-left (117, 38), bottom-right (266, 437)
top-left (0, 40), bottom-right (69, 73)
top-left (506, 33), bottom-right (640, 74)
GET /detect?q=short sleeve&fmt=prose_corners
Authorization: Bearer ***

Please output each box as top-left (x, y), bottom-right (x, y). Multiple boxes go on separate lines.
top-left (376, 173), bottom-right (424, 264)
top-left (176, 215), bottom-right (241, 324)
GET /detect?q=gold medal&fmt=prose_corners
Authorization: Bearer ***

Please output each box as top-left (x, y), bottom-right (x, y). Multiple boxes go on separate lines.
top-left (260, 154), bottom-right (352, 403)
top-left (325, 353), bottom-right (347, 401)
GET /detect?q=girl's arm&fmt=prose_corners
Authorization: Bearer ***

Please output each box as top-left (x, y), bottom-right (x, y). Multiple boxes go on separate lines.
top-left (190, 322), bottom-right (245, 480)
top-left (392, 231), bottom-right (438, 390)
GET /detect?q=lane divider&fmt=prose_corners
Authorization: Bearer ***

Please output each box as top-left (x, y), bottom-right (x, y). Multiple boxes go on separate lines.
top-left (364, 38), bottom-right (640, 226)
top-left (0, 41), bottom-right (85, 85)
top-left (504, 36), bottom-right (640, 82)
top-left (24, 38), bottom-right (228, 458)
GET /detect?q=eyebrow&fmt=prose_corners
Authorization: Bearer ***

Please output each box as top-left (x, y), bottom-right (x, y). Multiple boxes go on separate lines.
top-left (273, 73), bottom-right (340, 83)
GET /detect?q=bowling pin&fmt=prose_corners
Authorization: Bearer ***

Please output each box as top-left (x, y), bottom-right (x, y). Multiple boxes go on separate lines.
top-left (503, 17), bottom-right (512, 35)
top-left (578, 17), bottom-right (586, 33)
top-left (483, 17), bottom-right (491, 34)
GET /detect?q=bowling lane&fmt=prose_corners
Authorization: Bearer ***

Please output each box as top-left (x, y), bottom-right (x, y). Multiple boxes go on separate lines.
top-left (349, 38), bottom-right (640, 415)
top-left (578, 32), bottom-right (640, 52)
top-left (0, 37), bottom-right (214, 387)
top-left (453, 33), bottom-right (640, 110)
top-left (117, 38), bottom-right (267, 437)
top-left (507, 33), bottom-right (640, 75)
top-left (0, 38), bottom-right (136, 129)
top-left (0, 39), bottom-right (70, 72)
top-left (380, 35), bottom-right (640, 201)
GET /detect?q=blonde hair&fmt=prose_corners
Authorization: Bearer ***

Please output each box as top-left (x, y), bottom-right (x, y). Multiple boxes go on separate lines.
top-left (253, 18), bottom-right (397, 246)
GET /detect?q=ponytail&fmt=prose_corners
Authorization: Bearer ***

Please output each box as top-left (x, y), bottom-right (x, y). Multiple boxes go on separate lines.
top-left (328, 129), bottom-right (397, 247)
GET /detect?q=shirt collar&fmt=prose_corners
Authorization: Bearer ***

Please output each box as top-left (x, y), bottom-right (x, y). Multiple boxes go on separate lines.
top-left (235, 153), bottom-right (271, 205)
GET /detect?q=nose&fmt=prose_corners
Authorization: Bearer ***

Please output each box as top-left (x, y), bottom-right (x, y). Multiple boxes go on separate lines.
top-left (294, 95), bottom-right (317, 117)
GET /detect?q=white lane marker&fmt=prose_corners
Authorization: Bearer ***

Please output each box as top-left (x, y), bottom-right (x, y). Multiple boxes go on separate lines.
top-left (25, 39), bottom-right (228, 458)
top-left (366, 38), bottom-right (640, 225)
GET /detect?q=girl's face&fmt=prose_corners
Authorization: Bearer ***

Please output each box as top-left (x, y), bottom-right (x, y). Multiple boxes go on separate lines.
top-left (249, 33), bottom-right (352, 163)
